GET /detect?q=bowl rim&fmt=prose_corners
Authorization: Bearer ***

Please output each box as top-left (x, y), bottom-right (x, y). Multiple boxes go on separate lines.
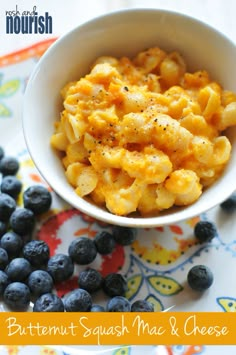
top-left (23, 8), bottom-right (236, 228)
top-left (23, 7), bottom-right (236, 79)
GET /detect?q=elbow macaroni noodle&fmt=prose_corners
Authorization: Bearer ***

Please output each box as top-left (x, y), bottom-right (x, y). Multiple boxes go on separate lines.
top-left (50, 47), bottom-right (236, 216)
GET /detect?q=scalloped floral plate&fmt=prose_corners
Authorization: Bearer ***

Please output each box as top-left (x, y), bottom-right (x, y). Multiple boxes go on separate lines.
top-left (0, 40), bottom-right (236, 355)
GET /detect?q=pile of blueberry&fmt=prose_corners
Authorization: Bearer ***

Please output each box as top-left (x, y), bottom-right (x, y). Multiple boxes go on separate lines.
top-left (0, 147), bottom-right (155, 312)
top-left (0, 145), bottom-right (235, 312)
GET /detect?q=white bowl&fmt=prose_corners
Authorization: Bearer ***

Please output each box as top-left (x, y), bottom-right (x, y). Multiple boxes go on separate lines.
top-left (23, 9), bottom-right (236, 228)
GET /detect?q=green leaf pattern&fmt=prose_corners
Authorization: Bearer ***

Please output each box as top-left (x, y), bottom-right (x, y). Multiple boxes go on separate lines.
top-left (217, 297), bottom-right (236, 312)
top-left (145, 294), bottom-right (164, 311)
top-left (0, 75), bottom-right (21, 118)
top-left (125, 274), bottom-right (143, 300)
top-left (147, 275), bottom-right (183, 296)
top-left (0, 103), bottom-right (11, 117)
top-left (0, 79), bottom-right (20, 97)
top-left (113, 346), bottom-right (131, 355)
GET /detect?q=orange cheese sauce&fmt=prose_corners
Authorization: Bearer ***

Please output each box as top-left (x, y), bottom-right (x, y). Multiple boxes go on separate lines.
top-left (51, 47), bottom-right (236, 216)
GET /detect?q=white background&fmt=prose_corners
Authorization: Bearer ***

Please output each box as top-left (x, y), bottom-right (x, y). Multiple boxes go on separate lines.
top-left (0, 0), bottom-right (235, 55)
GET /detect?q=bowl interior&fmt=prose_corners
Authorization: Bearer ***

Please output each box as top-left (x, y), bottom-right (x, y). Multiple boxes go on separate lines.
top-left (23, 9), bottom-right (236, 227)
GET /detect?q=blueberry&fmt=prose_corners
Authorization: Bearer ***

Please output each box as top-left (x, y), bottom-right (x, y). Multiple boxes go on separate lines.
top-left (0, 156), bottom-right (19, 176)
top-left (112, 226), bottom-right (137, 246)
top-left (94, 231), bottom-right (116, 255)
top-left (10, 207), bottom-right (35, 235)
top-left (106, 296), bottom-right (131, 312)
top-left (131, 300), bottom-right (154, 312)
top-left (0, 270), bottom-right (10, 295)
top-left (1, 176), bottom-right (22, 199)
top-left (91, 304), bottom-right (105, 312)
top-left (0, 147), bottom-right (4, 161)
top-left (68, 237), bottom-right (97, 265)
top-left (28, 270), bottom-right (54, 296)
top-left (33, 293), bottom-right (64, 312)
top-left (103, 273), bottom-right (127, 297)
top-left (0, 231), bottom-right (23, 257)
top-left (0, 247), bottom-right (8, 270)
top-left (47, 253), bottom-right (74, 283)
top-left (194, 221), bottom-right (217, 243)
top-left (0, 221), bottom-right (7, 237)
top-left (4, 282), bottom-right (31, 310)
top-left (63, 288), bottom-right (92, 312)
top-left (23, 240), bottom-right (50, 267)
top-left (78, 268), bottom-right (103, 293)
top-left (220, 193), bottom-right (236, 212)
top-left (23, 185), bottom-right (52, 215)
top-left (187, 265), bottom-right (214, 291)
top-left (5, 257), bottom-right (32, 282)
top-left (0, 193), bottom-right (16, 222)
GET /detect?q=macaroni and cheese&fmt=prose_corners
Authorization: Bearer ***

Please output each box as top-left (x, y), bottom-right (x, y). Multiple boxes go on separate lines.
top-left (50, 47), bottom-right (236, 216)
